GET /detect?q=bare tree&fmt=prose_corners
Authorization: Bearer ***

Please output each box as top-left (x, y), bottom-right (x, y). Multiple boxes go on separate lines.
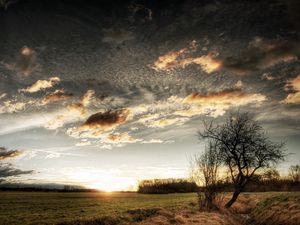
top-left (262, 169), bottom-right (280, 181)
top-left (199, 112), bottom-right (285, 208)
top-left (288, 165), bottom-right (300, 182)
top-left (190, 141), bottom-right (222, 210)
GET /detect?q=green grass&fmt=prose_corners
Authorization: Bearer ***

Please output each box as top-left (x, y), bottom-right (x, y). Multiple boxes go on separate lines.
top-left (0, 191), bottom-right (196, 225)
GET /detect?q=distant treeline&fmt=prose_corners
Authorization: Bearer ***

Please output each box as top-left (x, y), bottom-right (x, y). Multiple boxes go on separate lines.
top-left (138, 178), bottom-right (300, 194)
top-left (138, 179), bottom-right (198, 194)
top-left (0, 184), bottom-right (98, 192)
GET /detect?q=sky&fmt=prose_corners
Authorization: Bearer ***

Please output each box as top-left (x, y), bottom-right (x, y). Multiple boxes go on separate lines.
top-left (0, 0), bottom-right (300, 191)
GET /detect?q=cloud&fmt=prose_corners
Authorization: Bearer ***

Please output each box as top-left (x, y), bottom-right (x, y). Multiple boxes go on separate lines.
top-left (0, 147), bottom-right (31, 182)
top-left (0, 96), bottom-right (39, 114)
top-left (138, 114), bottom-right (189, 128)
top-left (44, 115), bottom-right (66, 130)
top-left (3, 46), bottom-right (38, 76)
top-left (82, 108), bottom-right (130, 130)
top-left (75, 141), bottom-right (91, 147)
top-left (0, 100), bottom-right (27, 114)
top-left (178, 88), bottom-right (266, 117)
top-left (152, 41), bottom-right (221, 73)
top-left (103, 132), bottom-right (142, 144)
top-left (0, 164), bottom-right (33, 181)
top-left (43, 90), bottom-right (95, 130)
top-left (221, 38), bottom-right (299, 74)
top-left (234, 80), bottom-right (243, 88)
top-left (68, 89), bottom-right (95, 115)
top-left (19, 77), bottom-right (60, 93)
top-left (66, 108), bottom-right (131, 139)
top-left (41, 90), bottom-right (73, 105)
top-left (261, 73), bottom-right (275, 81)
top-left (102, 29), bottom-right (134, 44)
top-left (0, 93), bottom-right (7, 100)
top-left (0, 147), bottom-right (23, 160)
top-left (141, 139), bottom-right (164, 144)
top-left (282, 74), bottom-right (300, 104)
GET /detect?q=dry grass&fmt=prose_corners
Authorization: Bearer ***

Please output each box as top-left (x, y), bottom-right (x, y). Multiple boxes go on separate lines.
top-left (252, 193), bottom-right (300, 225)
top-left (139, 206), bottom-right (241, 225)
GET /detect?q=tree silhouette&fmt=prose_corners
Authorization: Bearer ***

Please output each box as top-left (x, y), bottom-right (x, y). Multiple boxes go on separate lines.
top-left (199, 112), bottom-right (285, 208)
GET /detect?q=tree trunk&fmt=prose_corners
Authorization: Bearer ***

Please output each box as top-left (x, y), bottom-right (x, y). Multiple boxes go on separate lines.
top-left (225, 189), bottom-right (240, 208)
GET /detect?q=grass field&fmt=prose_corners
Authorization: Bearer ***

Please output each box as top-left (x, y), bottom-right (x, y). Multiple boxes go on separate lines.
top-left (0, 191), bottom-right (299, 225)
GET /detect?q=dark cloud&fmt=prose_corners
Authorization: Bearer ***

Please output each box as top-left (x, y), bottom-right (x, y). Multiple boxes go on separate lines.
top-left (0, 147), bottom-right (32, 182)
top-left (0, 146), bottom-right (22, 160)
top-left (82, 109), bottom-right (130, 130)
top-left (0, 163), bottom-right (33, 181)
top-left (221, 38), bottom-right (300, 75)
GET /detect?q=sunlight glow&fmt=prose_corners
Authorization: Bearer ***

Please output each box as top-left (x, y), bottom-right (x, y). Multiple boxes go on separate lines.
top-left (64, 169), bottom-right (137, 192)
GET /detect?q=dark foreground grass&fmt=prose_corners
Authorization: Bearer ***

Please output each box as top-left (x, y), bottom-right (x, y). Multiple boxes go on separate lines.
top-left (0, 191), bottom-right (196, 225)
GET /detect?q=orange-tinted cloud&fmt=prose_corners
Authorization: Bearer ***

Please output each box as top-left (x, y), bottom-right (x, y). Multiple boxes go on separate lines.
top-left (282, 74), bottom-right (300, 104)
top-left (175, 89), bottom-right (266, 117)
top-left (152, 41), bottom-right (221, 73)
top-left (41, 90), bottom-right (73, 105)
top-left (20, 77), bottom-right (60, 93)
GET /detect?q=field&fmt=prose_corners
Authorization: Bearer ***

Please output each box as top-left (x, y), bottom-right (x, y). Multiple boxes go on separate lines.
top-left (0, 191), bottom-right (299, 225)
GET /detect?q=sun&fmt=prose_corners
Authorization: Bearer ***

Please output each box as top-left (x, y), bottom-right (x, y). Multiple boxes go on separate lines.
top-left (64, 169), bottom-right (137, 192)
top-left (88, 177), bottom-right (136, 192)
